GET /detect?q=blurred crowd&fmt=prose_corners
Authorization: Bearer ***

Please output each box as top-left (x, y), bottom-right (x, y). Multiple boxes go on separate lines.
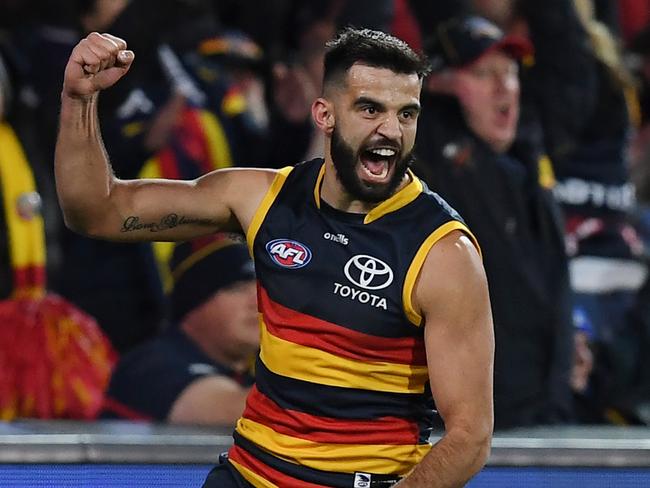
top-left (1, 0), bottom-right (650, 430)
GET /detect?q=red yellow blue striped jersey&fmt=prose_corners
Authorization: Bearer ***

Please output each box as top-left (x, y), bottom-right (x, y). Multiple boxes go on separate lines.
top-left (230, 158), bottom-right (478, 487)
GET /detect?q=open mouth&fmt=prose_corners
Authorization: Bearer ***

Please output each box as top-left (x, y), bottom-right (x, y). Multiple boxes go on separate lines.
top-left (495, 102), bottom-right (513, 125)
top-left (359, 147), bottom-right (398, 182)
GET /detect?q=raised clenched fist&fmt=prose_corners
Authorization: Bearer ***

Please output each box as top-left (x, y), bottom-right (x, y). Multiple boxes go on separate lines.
top-left (62, 32), bottom-right (134, 100)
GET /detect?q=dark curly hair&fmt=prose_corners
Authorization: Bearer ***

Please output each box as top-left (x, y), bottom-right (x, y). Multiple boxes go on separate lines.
top-left (323, 28), bottom-right (430, 88)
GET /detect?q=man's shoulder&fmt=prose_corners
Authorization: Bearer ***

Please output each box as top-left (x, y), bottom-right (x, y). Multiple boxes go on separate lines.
top-left (110, 331), bottom-right (198, 384)
top-left (104, 331), bottom-right (215, 417)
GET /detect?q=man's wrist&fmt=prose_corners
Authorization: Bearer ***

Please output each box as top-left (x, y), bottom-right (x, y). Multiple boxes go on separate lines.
top-left (60, 90), bottom-right (98, 106)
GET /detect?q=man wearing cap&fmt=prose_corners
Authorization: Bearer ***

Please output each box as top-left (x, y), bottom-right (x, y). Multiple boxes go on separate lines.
top-left (414, 16), bottom-right (575, 429)
top-left (101, 235), bottom-right (258, 424)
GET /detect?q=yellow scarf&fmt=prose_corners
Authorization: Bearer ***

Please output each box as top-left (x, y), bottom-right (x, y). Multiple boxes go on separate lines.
top-left (0, 122), bottom-right (46, 298)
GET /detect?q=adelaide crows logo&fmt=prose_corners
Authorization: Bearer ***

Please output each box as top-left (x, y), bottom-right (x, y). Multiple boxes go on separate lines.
top-left (266, 239), bottom-right (312, 269)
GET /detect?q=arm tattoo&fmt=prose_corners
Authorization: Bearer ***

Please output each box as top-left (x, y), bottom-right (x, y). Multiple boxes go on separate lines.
top-left (120, 214), bottom-right (217, 233)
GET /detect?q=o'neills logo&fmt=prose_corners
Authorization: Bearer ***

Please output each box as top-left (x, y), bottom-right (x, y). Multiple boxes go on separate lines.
top-left (333, 254), bottom-right (393, 310)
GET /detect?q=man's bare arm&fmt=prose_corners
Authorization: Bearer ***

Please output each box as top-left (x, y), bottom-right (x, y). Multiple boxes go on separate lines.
top-left (55, 32), bottom-right (274, 242)
top-left (397, 231), bottom-right (494, 487)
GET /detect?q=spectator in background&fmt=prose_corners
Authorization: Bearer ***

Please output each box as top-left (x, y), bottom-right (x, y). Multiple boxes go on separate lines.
top-left (0, 51), bottom-right (45, 299)
top-left (210, 0), bottom-right (405, 168)
top-left (265, 1), bottom-right (338, 165)
top-left (2, 0), bottom-right (184, 352)
top-left (464, 0), bottom-right (650, 425)
top-left (414, 16), bottom-right (577, 429)
top-left (0, 50), bottom-right (115, 421)
top-left (551, 0), bottom-right (648, 424)
top-left (631, 24), bottom-right (650, 173)
top-left (624, 274), bottom-right (650, 422)
top-left (102, 235), bottom-right (258, 425)
top-left (0, 1), bottom-right (77, 285)
top-left (470, 0), bottom-right (599, 171)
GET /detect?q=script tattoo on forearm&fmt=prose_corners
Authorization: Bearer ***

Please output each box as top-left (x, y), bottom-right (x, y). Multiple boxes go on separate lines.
top-left (120, 214), bottom-right (217, 233)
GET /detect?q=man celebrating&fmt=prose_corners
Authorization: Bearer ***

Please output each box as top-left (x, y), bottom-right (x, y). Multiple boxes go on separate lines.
top-left (56, 28), bottom-right (494, 488)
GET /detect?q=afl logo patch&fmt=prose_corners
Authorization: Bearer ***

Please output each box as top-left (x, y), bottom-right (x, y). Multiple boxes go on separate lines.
top-left (266, 239), bottom-right (312, 269)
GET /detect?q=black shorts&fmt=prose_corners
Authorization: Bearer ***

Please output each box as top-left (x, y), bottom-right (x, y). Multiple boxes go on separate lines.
top-left (201, 461), bottom-right (253, 488)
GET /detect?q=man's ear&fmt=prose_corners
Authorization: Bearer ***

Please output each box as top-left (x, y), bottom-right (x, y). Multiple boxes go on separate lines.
top-left (312, 97), bottom-right (335, 134)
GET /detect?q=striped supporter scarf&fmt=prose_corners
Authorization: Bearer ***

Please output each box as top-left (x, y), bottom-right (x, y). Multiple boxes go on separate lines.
top-left (0, 121), bottom-right (46, 297)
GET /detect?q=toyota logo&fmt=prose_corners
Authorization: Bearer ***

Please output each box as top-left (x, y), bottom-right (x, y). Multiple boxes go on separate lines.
top-left (344, 255), bottom-right (394, 290)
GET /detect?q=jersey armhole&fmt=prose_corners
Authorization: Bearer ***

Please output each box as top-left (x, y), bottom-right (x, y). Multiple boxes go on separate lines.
top-left (402, 221), bottom-right (481, 326)
top-left (245, 166), bottom-right (293, 255)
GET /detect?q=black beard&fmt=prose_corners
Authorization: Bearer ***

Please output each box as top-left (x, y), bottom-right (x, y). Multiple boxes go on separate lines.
top-left (330, 127), bottom-right (414, 204)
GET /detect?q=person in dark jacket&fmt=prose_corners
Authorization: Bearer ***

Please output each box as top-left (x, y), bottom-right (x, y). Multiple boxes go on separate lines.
top-left (415, 16), bottom-right (577, 429)
top-left (102, 235), bottom-right (258, 424)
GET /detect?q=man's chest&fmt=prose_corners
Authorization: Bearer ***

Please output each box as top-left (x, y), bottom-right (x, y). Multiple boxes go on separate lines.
top-left (253, 208), bottom-right (417, 337)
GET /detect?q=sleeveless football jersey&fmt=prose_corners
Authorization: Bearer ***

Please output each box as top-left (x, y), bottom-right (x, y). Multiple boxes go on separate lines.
top-left (229, 158), bottom-right (478, 488)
